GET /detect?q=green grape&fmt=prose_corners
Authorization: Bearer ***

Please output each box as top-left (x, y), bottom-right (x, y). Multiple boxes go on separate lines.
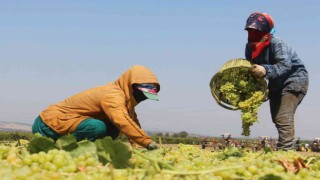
top-left (45, 153), bottom-right (54, 162)
top-left (86, 157), bottom-right (98, 166)
top-left (242, 170), bottom-right (253, 178)
top-left (76, 154), bottom-right (86, 162)
top-left (65, 163), bottom-right (77, 173)
top-left (247, 165), bottom-right (258, 174)
top-left (22, 155), bottom-right (32, 166)
top-left (77, 160), bottom-right (86, 167)
top-left (48, 149), bottom-right (59, 155)
top-left (30, 162), bottom-right (41, 172)
top-left (30, 153), bottom-right (40, 163)
top-left (52, 154), bottom-right (65, 168)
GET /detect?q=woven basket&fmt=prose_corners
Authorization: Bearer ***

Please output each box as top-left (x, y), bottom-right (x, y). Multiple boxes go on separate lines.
top-left (209, 58), bottom-right (268, 110)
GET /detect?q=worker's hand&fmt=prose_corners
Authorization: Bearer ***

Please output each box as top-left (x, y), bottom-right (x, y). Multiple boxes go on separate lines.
top-left (146, 141), bottom-right (159, 150)
top-left (251, 64), bottom-right (266, 78)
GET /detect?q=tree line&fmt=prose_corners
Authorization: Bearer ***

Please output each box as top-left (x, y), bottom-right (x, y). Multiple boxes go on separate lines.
top-left (0, 131), bottom-right (202, 145)
top-left (0, 131), bottom-right (33, 141)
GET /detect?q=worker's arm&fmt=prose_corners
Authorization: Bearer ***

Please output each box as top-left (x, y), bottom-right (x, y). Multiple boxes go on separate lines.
top-left (128, 112), bottom-right (144, 148)
top-left (101, 90), bottom-right (152, 148)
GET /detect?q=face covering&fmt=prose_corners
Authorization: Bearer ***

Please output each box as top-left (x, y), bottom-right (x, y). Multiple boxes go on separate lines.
top-left (248, 31), bottom-right (271, 60)
top-left (132, 83), bottom-right (159, 103)
top-left (132, 86), bottom-right (148, 103)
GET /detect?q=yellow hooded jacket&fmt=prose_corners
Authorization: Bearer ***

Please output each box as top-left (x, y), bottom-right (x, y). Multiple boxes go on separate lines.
top-left (40, 65), bottom-right (160, 148)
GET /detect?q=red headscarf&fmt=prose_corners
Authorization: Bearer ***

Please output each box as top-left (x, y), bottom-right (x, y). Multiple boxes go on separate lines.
top-left (246, 12), bottom-right (274, 60)
top-left (248, 31), bottom-right (271, 60)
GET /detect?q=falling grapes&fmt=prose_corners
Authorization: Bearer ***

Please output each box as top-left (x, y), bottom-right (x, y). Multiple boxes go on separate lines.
top-left (217, 68), bottom-right (265, 136)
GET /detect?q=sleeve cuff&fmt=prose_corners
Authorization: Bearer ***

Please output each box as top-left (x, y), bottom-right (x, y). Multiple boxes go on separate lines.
top-left (261, 65), bottom-right (270, 78)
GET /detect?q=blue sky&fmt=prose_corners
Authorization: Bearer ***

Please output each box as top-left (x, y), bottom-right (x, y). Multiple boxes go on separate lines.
top-left (1, 1), bottom-right (320, 139)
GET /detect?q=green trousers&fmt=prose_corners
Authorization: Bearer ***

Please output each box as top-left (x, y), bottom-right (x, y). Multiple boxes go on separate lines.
top-left (32, 116), bottom-right (119, 141)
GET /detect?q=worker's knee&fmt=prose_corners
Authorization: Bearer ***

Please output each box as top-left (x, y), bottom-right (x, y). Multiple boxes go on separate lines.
top-left (90, 120), bottom-right (107, 137)
top-left (74, 119), bottom-right (107, 141)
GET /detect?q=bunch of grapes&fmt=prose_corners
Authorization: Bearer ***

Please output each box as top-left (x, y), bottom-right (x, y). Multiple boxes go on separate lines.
top-left (217, 68), bottom-right (265, 136)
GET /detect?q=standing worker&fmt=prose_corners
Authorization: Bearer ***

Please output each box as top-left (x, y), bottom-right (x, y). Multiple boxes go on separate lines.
top-left (244, 12), bottom-right (309, 150)
top-left (32, 65), bottom-right (160, 150)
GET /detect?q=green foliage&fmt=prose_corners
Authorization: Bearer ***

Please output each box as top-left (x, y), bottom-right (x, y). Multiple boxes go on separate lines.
top-left (55, 134), bottom-right (78, 151)
top-left (218, 147), bottom-right (244, 160)
top-left (264, 147), bottom-right (273, 154)
top-left (178, 131), bottom-right (188, 138)
top-left (28, 133), bottom-right (56, 153)
top-left (0, 131), bottom-right (33, 141)
top-left (95, 137), bottom-right (132, 168)
top-left (69, 140), bottom-right (96, 158)
top-left (259, 174), bottom-right (283, 180)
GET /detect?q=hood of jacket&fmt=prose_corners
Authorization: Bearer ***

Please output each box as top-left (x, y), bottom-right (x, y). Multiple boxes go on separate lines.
top-left (114, 65), bottom-right (160, 107)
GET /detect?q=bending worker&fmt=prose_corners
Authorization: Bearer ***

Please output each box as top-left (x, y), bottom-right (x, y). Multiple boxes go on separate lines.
top-left (32, 65), bottom-right (160, 150)
top-left (244, 12), bottom-right (309, 150)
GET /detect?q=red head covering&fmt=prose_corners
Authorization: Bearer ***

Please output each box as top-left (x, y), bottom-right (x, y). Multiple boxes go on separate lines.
top-left (245, 12), bottom-right (274, 32)
top-left (245, 12), bottom-right (275, 60)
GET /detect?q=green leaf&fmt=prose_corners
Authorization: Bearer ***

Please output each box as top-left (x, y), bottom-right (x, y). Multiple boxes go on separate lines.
top-left (69, 140), bottom-right (97, 158)
top-left (264, 147), bottom-right (273, 154)
top-left (96, 151), bottom-right (111, 165)
top-left (28, 133), bottom-right (56, 154)
top-left (259, 174), bottom-right (283, 180)
top-left (95, 137), bottom-right (132, 168)
top-left (133, 149), bottom-right (176, 171)
top-left (55, 134), bottom-right (78, 151)
top-left (223, 147), bottom-right (244, 159)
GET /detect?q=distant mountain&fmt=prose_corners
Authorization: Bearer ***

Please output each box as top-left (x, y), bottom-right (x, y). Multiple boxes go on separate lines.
top-left (0, 121), bottom-right (32, 132)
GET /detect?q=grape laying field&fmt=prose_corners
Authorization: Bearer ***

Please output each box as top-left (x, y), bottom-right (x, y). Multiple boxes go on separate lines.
top-left (1, 135), bottom-right (320, 180)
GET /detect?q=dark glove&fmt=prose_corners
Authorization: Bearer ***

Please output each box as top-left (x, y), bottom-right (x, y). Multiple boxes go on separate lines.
top-left (251, 64), bottom-right (266, 78)
top-left (146, 141), bottom-right (159, 150)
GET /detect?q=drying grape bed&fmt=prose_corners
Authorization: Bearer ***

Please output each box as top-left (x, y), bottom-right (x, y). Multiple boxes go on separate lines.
top-left (1, 135), bottom-right (320, 180)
